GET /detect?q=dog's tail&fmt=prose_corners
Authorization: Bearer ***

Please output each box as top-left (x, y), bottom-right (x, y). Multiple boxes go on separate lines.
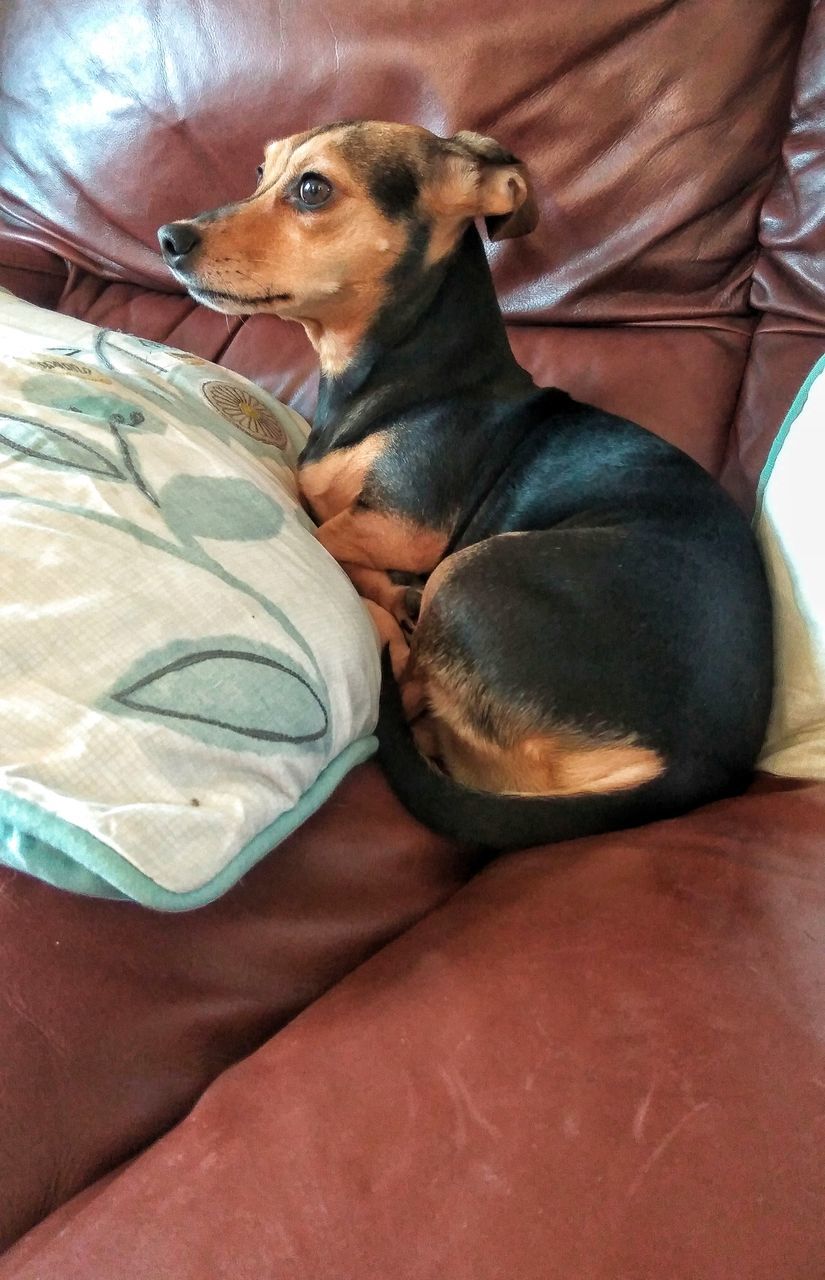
top-left (376, 651), bottom-right (700, 850)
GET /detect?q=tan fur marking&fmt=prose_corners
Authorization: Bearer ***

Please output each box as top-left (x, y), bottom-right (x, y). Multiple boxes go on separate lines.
top-left (299, 434), bottom-right (387, 524)
top-left (341, 563), bottom-right (410, 622)
top-left (315, 506), bottom-right (447, 574)
top-left (259, 138), bottom-right (294, 183)
top-left (416, 668), bottom-right (664, 797)
top-left (362, 601), bottom-right (410, 684)
top-left (410, 543), bottom-right (664, 798)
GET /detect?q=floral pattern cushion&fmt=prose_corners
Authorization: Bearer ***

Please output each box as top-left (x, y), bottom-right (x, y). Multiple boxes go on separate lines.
top-left (0, 290), bottom-right (379, 909)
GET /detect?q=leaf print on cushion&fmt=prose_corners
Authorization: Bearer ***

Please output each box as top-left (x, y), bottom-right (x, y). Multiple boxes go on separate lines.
top-left (107, 640), bottom-right (330, 752)
top-left (133, 337), bottom-right (207, 365)
top-left (202, 380), bottom-right (288, 448)
top-left (0, 413), bottom-right (125, 478)
top-left (19, 374), bottom-right (167, 433)
top-left (160, 475), bottom-right (284, 541)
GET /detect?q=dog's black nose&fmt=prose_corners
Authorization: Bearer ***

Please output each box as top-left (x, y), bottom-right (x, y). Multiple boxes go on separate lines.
top-left (157, 222), bottom-right (201, 264)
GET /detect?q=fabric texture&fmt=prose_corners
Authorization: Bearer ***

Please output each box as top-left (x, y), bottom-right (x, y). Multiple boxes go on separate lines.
top-left (0, 290), bottom-right (379, 908)
top-left (756, 355), bottom-right (825, 780)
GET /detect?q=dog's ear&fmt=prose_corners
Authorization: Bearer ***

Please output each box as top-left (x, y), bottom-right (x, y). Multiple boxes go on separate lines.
top-left (431, 131), bottom-right (539, 241)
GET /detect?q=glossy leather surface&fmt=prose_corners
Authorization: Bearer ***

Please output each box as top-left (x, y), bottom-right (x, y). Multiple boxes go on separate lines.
top-left (0, 766), bottom-right (471, 1250)
top-left (4, 778), bottom-right (824, 1279)
top-left (724, 0), bottom-right (825, 502)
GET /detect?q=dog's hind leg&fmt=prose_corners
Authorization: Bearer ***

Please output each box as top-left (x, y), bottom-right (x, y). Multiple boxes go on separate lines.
top-left (408, 535), bottom-right (665, 797)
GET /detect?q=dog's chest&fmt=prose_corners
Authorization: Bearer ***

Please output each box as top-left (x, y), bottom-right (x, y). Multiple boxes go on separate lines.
top-left (298, 432), bottom-right (389, 524)
top-left (298, 409), bottom-right (523, 539)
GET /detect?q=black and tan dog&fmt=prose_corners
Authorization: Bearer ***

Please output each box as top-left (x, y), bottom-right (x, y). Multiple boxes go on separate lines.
top-left (159, 120), bottom-right (773, 848)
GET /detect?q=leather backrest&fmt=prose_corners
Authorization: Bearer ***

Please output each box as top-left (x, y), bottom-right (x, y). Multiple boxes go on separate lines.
top-left (0, 0), bottom-right (807, 323)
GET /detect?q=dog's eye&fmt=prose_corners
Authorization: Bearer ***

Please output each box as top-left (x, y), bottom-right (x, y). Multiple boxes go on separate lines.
top-left (256, 164), bottom-right (265, 185)
top-left (297, 172), bottom-right (333, 208)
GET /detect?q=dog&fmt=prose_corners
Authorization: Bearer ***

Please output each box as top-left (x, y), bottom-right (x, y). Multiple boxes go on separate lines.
top-left (158, 120), bottom-right (773, 849)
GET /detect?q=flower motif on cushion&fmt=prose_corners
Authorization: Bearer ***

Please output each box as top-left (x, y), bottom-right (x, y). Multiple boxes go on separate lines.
top-left (201, 380), bottom-right (287, 449)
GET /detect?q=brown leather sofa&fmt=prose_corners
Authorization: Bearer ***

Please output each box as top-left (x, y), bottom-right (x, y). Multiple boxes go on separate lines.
top-left (1, 1), bottom-right (824, 1275)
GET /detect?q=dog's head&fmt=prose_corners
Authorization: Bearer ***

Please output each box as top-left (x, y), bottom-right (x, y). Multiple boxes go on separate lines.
top-left (158, 121), bottom-right (537, 369)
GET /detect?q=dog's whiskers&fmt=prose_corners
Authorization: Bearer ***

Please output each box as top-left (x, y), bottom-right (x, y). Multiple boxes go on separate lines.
top-left (226, 265), bottom-right (272, 291)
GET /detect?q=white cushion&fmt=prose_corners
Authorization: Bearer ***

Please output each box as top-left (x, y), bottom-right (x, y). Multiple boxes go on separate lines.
top-left (756, 355), bottom-right (825, 780)
top-left (0, 290), bottom-right (379, 909)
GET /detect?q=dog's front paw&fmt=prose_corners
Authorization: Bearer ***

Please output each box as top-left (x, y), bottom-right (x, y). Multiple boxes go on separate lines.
top-left (392, 584), bottom-right (422, 637)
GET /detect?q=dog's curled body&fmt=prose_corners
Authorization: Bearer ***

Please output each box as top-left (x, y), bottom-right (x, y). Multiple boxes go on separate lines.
top-left (159, 120), bottom-right (773, 848)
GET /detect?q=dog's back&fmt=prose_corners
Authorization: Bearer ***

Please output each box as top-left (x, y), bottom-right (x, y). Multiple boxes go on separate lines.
top-left (378, 397), bottom-right (773, 847)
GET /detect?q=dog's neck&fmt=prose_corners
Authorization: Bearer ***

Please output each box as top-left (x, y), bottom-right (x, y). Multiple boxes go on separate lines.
top-left (309, 226), bottom-right (533, 440)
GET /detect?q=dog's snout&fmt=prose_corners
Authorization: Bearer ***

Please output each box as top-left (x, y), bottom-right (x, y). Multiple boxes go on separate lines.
top-left (157, 221), bottom-right (201, 265)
